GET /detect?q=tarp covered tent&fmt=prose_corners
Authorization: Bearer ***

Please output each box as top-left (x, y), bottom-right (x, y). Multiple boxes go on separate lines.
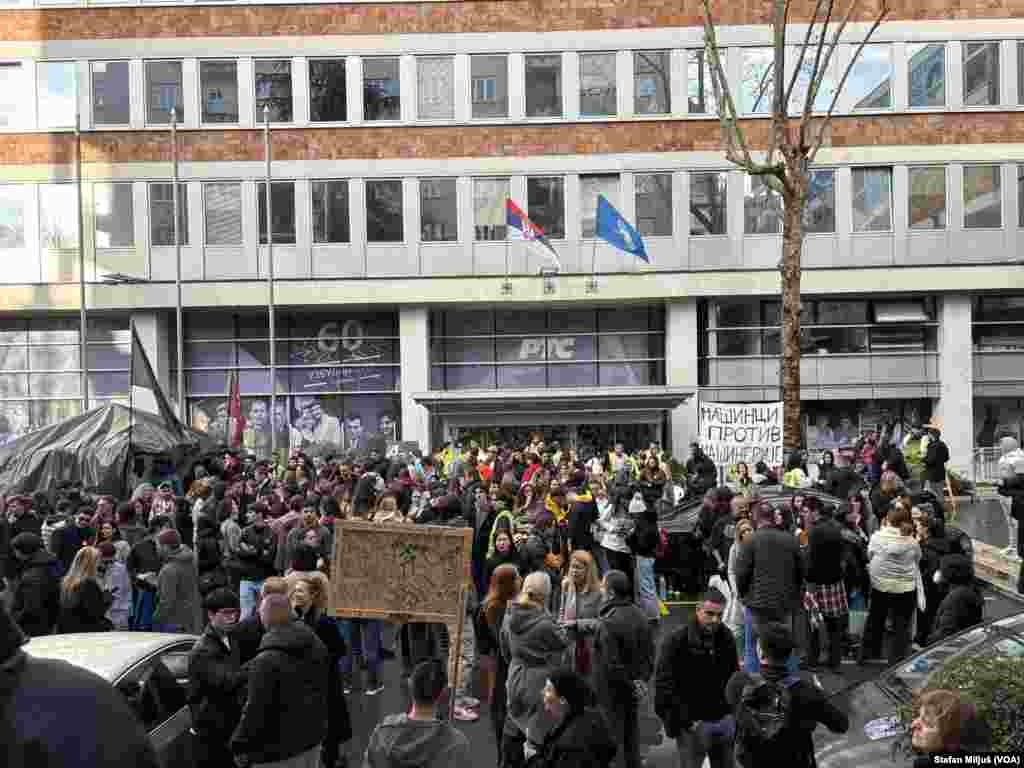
top-left (0, 401), bottom-right (212, 497)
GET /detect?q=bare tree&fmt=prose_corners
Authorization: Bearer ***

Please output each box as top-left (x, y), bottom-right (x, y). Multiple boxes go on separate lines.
top-left (701, 0), bottom-right (888, 451)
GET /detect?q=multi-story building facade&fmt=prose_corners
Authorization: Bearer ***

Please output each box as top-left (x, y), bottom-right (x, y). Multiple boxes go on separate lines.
top-left (0, 0), bottom-right (1023, 477)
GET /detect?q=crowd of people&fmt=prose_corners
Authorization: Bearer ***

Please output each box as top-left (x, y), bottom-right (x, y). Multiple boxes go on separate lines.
top-left (0, 422), bottom-right (1007, 768)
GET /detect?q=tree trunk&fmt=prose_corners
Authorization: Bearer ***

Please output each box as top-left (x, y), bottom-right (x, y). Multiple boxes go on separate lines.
top-left (780, 178), bottom-right (805, 452)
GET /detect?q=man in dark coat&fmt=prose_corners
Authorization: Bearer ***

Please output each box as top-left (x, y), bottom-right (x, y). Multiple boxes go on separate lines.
top-left (685, 444), bottom-right (718, 499)
top-left (591, 570), bottom-right (655, 768)
top-left (231, 593), bottom-right (329, 768)
top-left (654, 588), bottom-right (738, 768)
top-left (5, 496), bottom-right (41, 580)
top-left (54, 508), bottom-right (95, 575)
top-left (922, 422), bottom-right (950, 501)
top-left (9, 533), bottom-right (60, 637)
top-left (0, 598), bottom-right (160, 768)
top-left (929, 554), bottom-right (985, 644)
top-left (188, 588), bottom-right (247, 768)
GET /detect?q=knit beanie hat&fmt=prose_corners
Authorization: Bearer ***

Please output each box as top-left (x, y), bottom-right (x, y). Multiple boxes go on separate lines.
top-left (157, 528), bottom-right (181, 549)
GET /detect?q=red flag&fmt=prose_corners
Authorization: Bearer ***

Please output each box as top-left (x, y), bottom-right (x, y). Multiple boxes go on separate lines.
top-left (226, 369), bottom-right (246, 449)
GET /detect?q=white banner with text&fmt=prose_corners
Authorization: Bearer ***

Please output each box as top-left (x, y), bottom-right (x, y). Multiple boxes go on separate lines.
top-left (698, 400), bottom-right (784, 467)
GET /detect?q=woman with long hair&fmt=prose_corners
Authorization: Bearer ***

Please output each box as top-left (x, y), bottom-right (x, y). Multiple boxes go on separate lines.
top-left (288, 573), bottom-right (352, 768)
top-left (726, 518), bottom-right (754, 658)
top-left (910, 689), bottom-right (991, 763)
top-left (57, 546), bottom-right (111, 633)
top-left (476, 563), bottom-right (521, 748)
top-left (559, 550), bottom-right (602, 679)
top-left (92, 520), bottom-right (131, 564)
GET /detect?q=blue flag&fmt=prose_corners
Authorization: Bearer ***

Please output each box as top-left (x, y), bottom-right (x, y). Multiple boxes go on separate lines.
top-left (595, 195), bottom-right (648, 262)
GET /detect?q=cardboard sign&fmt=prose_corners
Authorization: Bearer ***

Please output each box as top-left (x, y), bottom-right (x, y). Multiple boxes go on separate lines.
top-left (698, 400), bottom-right (784, 467)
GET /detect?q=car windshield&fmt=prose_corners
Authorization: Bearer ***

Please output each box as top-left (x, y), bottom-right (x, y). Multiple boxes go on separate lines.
top-left (879, 614), bottom-right (1024, 701)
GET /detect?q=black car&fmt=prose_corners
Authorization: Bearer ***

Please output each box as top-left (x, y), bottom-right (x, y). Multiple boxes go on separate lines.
top-left (813, 611), bottom-right (1024, 768)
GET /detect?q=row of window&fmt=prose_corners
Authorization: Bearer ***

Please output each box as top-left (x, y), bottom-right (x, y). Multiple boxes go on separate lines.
top-left (0, 39), bottom-right (1018, 131)
top-left (0, 162), bottom-right (1013, 257)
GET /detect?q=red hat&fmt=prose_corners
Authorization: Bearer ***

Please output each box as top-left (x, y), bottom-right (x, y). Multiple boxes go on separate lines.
top-left (157, 528), bottom-right (181, 549)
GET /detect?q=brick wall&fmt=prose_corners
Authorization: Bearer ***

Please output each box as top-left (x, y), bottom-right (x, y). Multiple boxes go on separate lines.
top-left (0, 112), bottom-right (1020, 165)
top-left (0, 0), bottom-right (1004, 42)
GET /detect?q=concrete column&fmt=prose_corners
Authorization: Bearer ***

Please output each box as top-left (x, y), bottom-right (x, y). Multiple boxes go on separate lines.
top-left (130, 311), bottom-right (173, 415)
top-left (666, 299), bottom-right (699, 456)
top-left (935, 295), bottom-right (974, 478)
top-left (399, 306), bottom-right (431, 453)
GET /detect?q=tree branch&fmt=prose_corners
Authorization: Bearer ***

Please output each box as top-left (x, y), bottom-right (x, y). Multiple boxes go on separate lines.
top-left (808, 0), bottom-right (889, 163)
top-left (800, 0), bottom-right (837, 146)
top-left (783, 0), bottom-right (829, 113)
top-left (701, 0), bottom-right (756, 170)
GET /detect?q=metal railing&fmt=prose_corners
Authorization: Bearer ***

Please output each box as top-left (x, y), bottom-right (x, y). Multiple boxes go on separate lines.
top-left (973, 447), bottom-right (1003, 485)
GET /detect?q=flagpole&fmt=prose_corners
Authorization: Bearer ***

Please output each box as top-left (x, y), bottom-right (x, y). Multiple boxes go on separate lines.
top-left (171, 110), bottom-right (185, 422)
top-left (75, 113), bottom-right (88, 414)
top-left (128, 318), bottom-right (135, 472)
top-left (264, 105), bottom-right (277, 462)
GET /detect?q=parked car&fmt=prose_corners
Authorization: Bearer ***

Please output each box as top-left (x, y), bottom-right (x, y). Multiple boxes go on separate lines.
top-left (813, 610), bottom-right (1024, 768)
top-left (25, 632), bottom-right (198, 768)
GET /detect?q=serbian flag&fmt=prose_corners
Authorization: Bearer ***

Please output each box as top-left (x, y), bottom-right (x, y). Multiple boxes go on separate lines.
top-left (506, 199), bottom-right (561, 269)
top-left (226, 369), bottom-right (246, 449)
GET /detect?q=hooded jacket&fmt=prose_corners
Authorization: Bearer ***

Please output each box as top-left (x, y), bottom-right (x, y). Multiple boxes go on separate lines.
top-left (735, 526), bottom-right (805, 616)
top-left (153, 545), bottom-right (202, 633)
top-left (500, 602), bottom-right (569, 737)
top-left (531, 707), bottom-right (618, 768)
top-left (929, 554), bottom-right (984, 644)
top-left (362, 714), bottom-right (472, 768)
top-left (11, 549), bottom-right (61, 636)
top-left (0, 604), bottom-right (159, 768)
top-left (231, 621), bottom-right (328, 764)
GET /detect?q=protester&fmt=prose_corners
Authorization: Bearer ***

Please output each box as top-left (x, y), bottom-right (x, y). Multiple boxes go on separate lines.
top-left (97, 541), bottom-right (131, 629)
top-left (232, 593), bottom-right (329, 768)
top-left (590, 569), bottom-right (655, 768)
top-left (922, 420), bottom-right (950, 502)
top-left (654, 587), bottom-right (738, 768)
top-left (126, 514), bottom-right (173, 631)
top-left (362, 658), bottom-right (472, 768)
top-left (531, 667), bottom-right (617, 768)
top-left (54, 508), bottom-right (94, 575)
top-left (153, 528), bottom-right (202, 634)
top-left (57, 546), bottom-right (111, 633)
top-left (804, 505), bottom-right (848, 671)
top-left (188, 587), bottom-right (247, 768)
top-left (9, 532), bottom-right (60, 636)
top-left (928, 554), bottom-right (984, 644)
top-left (725, 518), bottom-right (753, 657)
top-left (909, 689), bottom-right (992, 761)
top-left (559, 550), bottom-right (602, 679)
top-left (476, 563), bottom-right (520, 750)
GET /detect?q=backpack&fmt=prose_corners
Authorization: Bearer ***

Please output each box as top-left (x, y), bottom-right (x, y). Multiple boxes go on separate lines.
top-left (734, 673), bottom-right (801, 768)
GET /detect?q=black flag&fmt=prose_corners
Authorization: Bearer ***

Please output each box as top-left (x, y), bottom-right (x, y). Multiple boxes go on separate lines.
top-left (130, 321), bottom-right (183, 437)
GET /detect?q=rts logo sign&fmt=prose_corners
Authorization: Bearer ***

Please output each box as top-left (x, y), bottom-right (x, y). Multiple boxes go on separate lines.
top-left (518, 337), bottom-right (577, 360)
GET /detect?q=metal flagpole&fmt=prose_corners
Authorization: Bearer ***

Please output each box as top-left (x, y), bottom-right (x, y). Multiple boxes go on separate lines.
top-left (75, 113), bottom-right (88, 413)
top-left (264, 105), bottom-right (277, 463)
top-left (171, 110), bottom-right (185, 421)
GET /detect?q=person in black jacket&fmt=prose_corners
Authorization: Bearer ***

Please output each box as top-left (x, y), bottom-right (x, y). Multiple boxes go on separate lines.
top-left (188, 588), bottom-right (247, 768)
top-left (686, 443), bottom-right (718, 499)
top-left (531, 667), bottom-right (617, 768)
top-left (654, 587), bottom-right (738, 768)
top-left (1, 598), bottom-right (160, 768)
top-left (804, 511), bottom-right (848, 671)
top-left (195, 515), bottom-right (226, 598)
top-left (53, 508), bottom-right (94, 576)
top-left (922, 423), bottom-right (950, 501)
top-left (233, 503), bottom-right (278, 620)
top-left (126, 515), bottom-right (173, 631)
top-left (928, 554), bottom-right (984, 645)
top-left (231, 593), bottom-right (329, 767)
top-left (57, 546), bottom-right (111, 634)
top-left (726, 624), bottom-right (849, 768)
top-left (9, 533), bottom-right (60, 637)
top-left (589, 570), bottom-right (655, 768)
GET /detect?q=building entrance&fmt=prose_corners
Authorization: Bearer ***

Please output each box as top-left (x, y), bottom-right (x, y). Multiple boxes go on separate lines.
top-left (449, 422), bottom-right (662, 455)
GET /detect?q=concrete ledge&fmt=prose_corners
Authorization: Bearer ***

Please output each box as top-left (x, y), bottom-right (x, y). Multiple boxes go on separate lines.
top-left (973, 540), bottom-right (1023, 603)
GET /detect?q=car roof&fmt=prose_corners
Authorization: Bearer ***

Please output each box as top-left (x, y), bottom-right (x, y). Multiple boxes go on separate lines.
top-left (24, 632), bottom-right (199, 683)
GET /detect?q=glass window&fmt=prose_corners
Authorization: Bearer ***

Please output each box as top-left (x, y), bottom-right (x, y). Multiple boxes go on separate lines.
top-left (740, 48), bottom-right (774, 114)
top-left (363, 58), bottom-right (400, 122)
top-left (690, 172), bottom-right (727, 235)
top-left (257, 181), bottom-right (296, 245)
top-left (204, 182), bottom-right (242, 246)
top-left (848, 44), bottom-right (892, 110)
top-left (963, 165), bottom-right (1002, 229)
top-left (579, 52), bottom-right (616, 117)
top-left (39, 184), bottom-right (79, 250)
top-left (964, 42), bottom-right (1000, 106)
top-left (908, 43), bottom-right (946, 108)
top-left (94, 183), bottom-right (134, 248)
top-left (627, 50), bottom-right (670, 116)
top-left (804, 170), bottom-right (835, 233)
top-left (744, 175), bottom-right (782, 234)
top-left (1019, 167), bottom-right (1024, 227)
top-left (0, 63), bottom-right (30, 129)
top-left (526, 177), bottom-right (565, 239)
top-left (579, 174), bottom-right (619, 238)
top-left (788, 45), bottom-right (835, 113)
top-left (908, 167), bottom-right (946, 230)
top-left (200, 61), bottom-right (239, 124)
top-left (309, 59), bottom-right (347, 122)
top-left (92, 62), bottom-right (131, 125)
top-left (852, 167), bottom-right (893, 232)
top-left (255, 60), bottom-right (292, 123)
top-left (420, 178), bottom-right (457, 242)
top-left (145, 61), bottom-right (183, 124)
top-left (311, 180), bottom-right (349, 243)
top-left (470, 55), bottom-right (508, 119)
top-left (635, 173), bottom-right (672, 236)
top-left (417, 56), bottom-right (454, 120)
top-left (1019, 43), bottom-right (1024, 105)
top-left (0, 185), bottom-right (27, 250)
top-left (525, 54), bottom-right (562, 117)
top-left (149, 183), bottom-right (188, 246)
top-left (687, 49), bottom-right (717, 114)
top-left (365, 179), bottom-right (403, 242)
top-left (473, 177), bottom-right (509, 241)
top-left (37, 61), bottom-right (77, 129)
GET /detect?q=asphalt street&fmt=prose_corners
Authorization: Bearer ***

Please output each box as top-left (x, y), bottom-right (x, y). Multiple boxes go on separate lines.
top-left (339, 585), bottom-right (1024, 767)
